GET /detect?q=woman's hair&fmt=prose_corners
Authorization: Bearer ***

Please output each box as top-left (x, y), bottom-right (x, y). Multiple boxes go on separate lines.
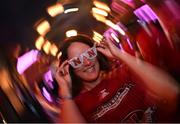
top-left (60, 34), bottom-right (110, 97)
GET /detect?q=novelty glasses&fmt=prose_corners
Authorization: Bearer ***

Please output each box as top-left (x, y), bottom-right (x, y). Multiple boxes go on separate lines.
top-left (68, 44), bottom-right (97, 69)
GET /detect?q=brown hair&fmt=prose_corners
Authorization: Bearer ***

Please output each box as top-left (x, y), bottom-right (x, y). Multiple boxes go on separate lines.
top-left (60, 34), bottom-right (110, 97)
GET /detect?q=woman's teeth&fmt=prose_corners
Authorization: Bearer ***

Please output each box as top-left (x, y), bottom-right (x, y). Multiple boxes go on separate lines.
top-left (84, 66), bottom-right (94, 72)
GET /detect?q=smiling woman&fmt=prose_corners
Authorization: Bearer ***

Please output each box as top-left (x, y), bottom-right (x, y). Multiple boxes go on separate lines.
top-left (1, 0), bottom-right (180, 123)
top-left (54, 34), bottom-right (179, 123)
top-left (59, 34), bottom-right (110, 97)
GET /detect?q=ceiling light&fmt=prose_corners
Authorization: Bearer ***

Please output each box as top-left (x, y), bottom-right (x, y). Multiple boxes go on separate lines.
top-left (93, 1), bottom-right (111, 12)
top-left (35, 36), bottom-right (45, 50)
top-left (47, 3), bottom-right (64, 17)
top-left (66, 29), bottom-right (77, 37)
top-left (50, 44), bottom-right (58, 56)
top-left (93, 37), bottom-right (102, 43)
top-left (43, 40), bottom-right (51, 54)
top-left (93, 31), bottom-right (103, 39)
top-left (92, 13), bottom-right (106, 23)
top-left (36, 20), bottom-right (50, 36)
top-left (64, 8), bottom-right (79, 14)
top-left (92, 7), bottom-right (108, 17)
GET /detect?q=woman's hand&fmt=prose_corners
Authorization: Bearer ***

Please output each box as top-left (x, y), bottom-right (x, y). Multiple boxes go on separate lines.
top-left (54, 60), bottom-right (72, 98)
top-left (96, 37), bottom-right (122, 60)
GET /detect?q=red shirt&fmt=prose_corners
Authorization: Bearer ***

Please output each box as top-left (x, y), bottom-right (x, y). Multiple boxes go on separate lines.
top-left (75, 65), bottom-right (157, 123)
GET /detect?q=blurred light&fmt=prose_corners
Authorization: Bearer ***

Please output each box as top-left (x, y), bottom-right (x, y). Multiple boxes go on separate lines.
top-left (93, 30), bottom-right (103, 38)
top-left (126, 37), bottom-right (133, 50)
top-left (57, 51), bottom-right (62, 59)
top-left (105, 20), bottom-right (117, 29)
top-left (110, 33), bottom-right (120, 43)
top-left (137, 20), bottom-right (152, 37)
top-left (36, 20), bottom-right (50, 36)
top-left (140, 0), bottom-right (146, 3)
top-left (35, 36), bottom-right (45, 50)
top-left (66, 29), bottom-right (77, 37)
top-left (134, 4), bottom-right (158, 23)
top-left (92, 7), bottom-right (108, 17)
top-left (50, 44), bottom-right (58, 56)
top-left (105, 20), bottom-right (126, 36)
top-left (17, 50), bottom-right (39, 74)
top-left (43, 70), bottom-right (54, 89)
top-left (92, 13), bottom-right (106, 22)
top-left (104, 29), bottom-right (124, 51)
top-left (93, 31), bottom-right (103, 43)
top-left (64, 8), bottom-right (79, 14)
top-left (93, 36), bottom-right (102, 43)
top-left (121, 0), bottom-right (135, 9)
top-left (93, 0), bottom-right (111, 12)
top-left (42, 87), bottom-right (53, 102)
top-left (47, 3), bottom-right (64, 17)
top-left (2, 119), bottom-right (7, 124)
top-left (111, 2), bottom-right (128, 14)
top-left (119, 43), bottom-right (124, 51)
top-left (43, 40), bottom-right (51, 54)
top-left (93, 31), bottom-right (103, 39)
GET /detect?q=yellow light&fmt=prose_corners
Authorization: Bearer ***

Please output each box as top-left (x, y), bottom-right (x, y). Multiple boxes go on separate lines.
top-left (36, 20), bottom-right (50, 36)
top-left (64, 8), bottom-right (79, 14)
top-left (92, 13), bottom-right (106, 23)
top-left (93, 36), bottom-right (102, 43)
top-left (92, 31), bottom-right (103, 43)
top-left (93, 1), bottom-right (111, 12)
top-left (57, 51), bottom-right (62, 59)
top-left (35, 36), bottom-right (45, 50)
top-left (92, 7), bottom-right (108, 17)
top-left (93, 31), bottom-right (103, 39)
top-left (66, 29), bottom-right (77, 37)
top-left (50, 44), bottom-right (58, 56)
top-left (105, 20), bottom-right (116, 29)
top-left (105, 20), bottom-right (126, 36)
top-left (43, 40), bottom-right (51, 54)
top-left (47, 3), bottom-right (64, 17)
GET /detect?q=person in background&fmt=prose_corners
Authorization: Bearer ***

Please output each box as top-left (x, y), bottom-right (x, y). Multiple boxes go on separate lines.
top-left (0, 26), bottom-right (51, 122)
top-left (55, 34), bottom-right (179, 123)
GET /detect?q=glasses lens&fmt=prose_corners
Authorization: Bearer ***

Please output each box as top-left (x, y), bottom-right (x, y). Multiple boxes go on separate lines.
top-left (68, 57), bottom-right (82, 68)
top-left (84, 47), bottom-right (97, 59)
top-left (68, 45), bottom-right (97, 69)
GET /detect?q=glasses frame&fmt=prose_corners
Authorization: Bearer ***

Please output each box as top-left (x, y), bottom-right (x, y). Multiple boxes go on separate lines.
top-left (68, 44), bottom-right (97, 69)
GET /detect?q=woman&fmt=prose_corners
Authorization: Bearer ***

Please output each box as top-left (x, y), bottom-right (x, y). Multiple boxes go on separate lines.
top-left (55, 34), bottom-right (179, 123)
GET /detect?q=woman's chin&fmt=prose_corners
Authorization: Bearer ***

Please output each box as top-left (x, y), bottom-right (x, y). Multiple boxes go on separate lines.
top-left (82, 71), bottom-right (100, 82)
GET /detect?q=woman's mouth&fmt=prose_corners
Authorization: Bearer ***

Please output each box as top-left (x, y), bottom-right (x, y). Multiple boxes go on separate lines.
top-left (83, 65), bottom-right (95, 72)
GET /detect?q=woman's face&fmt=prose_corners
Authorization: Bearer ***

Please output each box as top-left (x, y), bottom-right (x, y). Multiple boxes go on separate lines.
top-left (67, 42), bottom-right (100, 82)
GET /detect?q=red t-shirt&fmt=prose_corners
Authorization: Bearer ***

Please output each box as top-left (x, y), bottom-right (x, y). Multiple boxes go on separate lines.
top-left (75, 65), bottom-right (159, 123)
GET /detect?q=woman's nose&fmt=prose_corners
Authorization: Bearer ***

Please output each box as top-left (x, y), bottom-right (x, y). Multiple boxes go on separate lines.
top-left (83, 57), bottom-right (92, 66)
